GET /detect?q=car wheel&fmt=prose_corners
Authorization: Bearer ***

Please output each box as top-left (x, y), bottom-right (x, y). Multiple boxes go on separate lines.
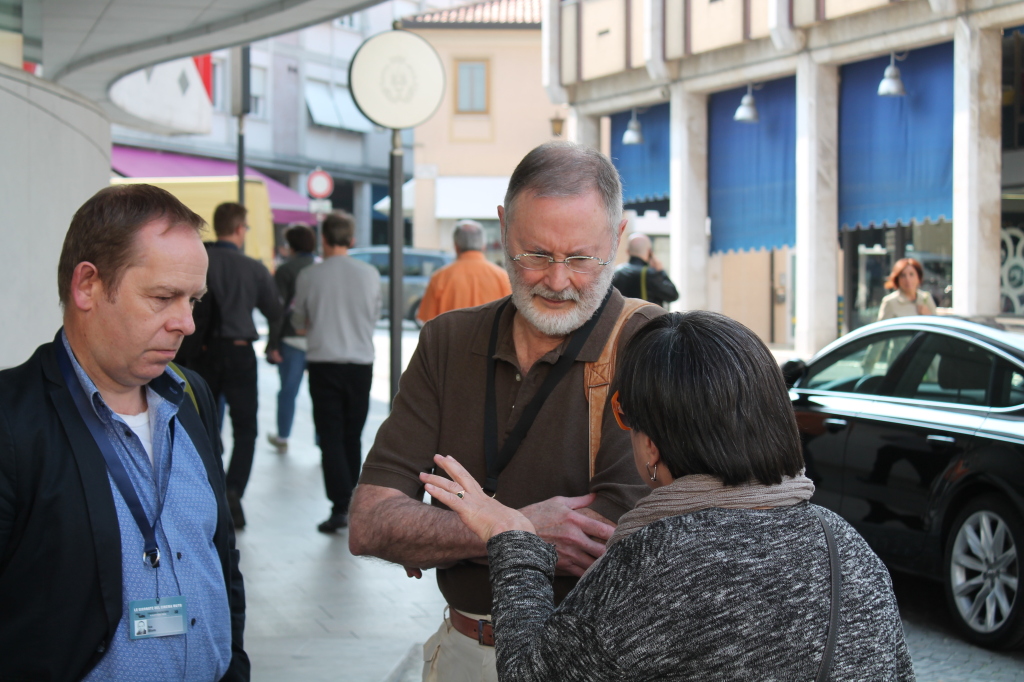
top-left (944, 495), bottom-right (1024, 649)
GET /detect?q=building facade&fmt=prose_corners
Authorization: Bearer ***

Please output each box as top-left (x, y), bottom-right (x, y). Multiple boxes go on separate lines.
top-left (400, 0), bottom-right (570, 259)
top-left (111, 4), bottom-right (438, 252)
top-left (0, 0), bottom-right (401, 367)
top-left (546, 0), bottom-right (1024, 355)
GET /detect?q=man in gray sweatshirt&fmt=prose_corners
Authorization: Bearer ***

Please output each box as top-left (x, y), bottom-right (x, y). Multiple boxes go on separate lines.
top-left (291, 211), bottom-right (381, 533)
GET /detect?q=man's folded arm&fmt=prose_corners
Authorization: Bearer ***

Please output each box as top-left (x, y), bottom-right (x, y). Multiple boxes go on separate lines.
top-left (348, 483), bottom-right (486, 567)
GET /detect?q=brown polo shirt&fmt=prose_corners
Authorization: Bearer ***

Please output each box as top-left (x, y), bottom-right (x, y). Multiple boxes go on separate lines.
top-left (359, 287), bottom-right (663, 614)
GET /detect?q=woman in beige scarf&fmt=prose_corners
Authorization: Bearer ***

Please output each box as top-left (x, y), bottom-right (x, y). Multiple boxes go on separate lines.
top-left (421, 311), bottom-right (913, 681)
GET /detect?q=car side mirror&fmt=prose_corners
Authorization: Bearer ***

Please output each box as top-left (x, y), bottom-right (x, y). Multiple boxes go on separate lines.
top-left (781, 359), bottom-right (807, 388)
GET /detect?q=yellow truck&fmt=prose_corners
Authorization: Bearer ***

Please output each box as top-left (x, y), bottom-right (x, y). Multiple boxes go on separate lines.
top-left (110, 175), bottom-right (276, 271)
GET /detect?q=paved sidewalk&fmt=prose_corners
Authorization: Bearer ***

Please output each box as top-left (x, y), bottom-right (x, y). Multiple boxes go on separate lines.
top-left (231, 325), bottom-right (444, 682)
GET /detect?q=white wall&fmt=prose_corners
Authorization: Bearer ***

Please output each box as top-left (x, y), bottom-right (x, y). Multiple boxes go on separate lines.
top-left (0, 64), bottom-right (111, 368)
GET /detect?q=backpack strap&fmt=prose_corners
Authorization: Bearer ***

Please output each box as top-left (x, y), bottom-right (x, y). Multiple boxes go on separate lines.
top-left (584, 298), bottom-right (658, 479)
top-left (640, 266), bottom-right (649, 302)
top-left (168, 362), bottom-right (200, 414)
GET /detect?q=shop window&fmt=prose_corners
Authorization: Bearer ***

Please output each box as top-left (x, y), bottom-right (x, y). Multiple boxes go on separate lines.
top-left (841, 222), bottom-right (952, 332)
top-left (249, 66), bottom-right (267, 119)
top-left (1003, 30), bottom-right (1024, 150)
top-left (211, 59), bottom-right (227, 112)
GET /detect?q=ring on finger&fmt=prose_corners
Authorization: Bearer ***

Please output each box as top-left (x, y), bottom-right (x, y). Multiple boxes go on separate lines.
top-left (455, 490), bottom-right (465, 499)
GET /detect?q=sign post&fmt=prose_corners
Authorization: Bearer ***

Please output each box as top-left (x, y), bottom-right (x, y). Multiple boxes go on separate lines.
top-left (349, 30), bottom-right (445, 406)
top-left (230, 45), bottom-right (251, 205)
top-left (307, 168), bottom-right (334, 256)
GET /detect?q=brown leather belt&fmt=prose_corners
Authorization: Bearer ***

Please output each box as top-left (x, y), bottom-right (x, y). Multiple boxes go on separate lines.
top-left (449, 609), bottom-right (494, 646)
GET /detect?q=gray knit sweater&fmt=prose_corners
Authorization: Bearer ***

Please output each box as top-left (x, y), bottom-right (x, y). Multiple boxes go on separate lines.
top-left (487, 503), bottom-right (915, 681)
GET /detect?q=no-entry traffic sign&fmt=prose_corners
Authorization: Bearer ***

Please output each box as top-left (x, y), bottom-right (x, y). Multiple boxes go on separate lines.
top-left (307, 170), bottom-right (334, 199)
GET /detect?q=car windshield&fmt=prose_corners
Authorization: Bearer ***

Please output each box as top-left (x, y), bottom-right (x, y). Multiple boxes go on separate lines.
top-left (803, 331), bottom-right (916, 394)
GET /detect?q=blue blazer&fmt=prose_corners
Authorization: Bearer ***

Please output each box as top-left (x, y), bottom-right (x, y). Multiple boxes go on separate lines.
top-left (0, 338), bottom-right (250, 681)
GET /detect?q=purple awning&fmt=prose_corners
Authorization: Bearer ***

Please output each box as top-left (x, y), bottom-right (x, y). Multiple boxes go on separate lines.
top-left (111, 145), bottom-right (317, 225)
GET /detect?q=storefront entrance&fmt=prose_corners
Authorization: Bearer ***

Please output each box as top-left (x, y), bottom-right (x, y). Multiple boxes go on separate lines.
top-left (841, 222), bottom-right (953, 332)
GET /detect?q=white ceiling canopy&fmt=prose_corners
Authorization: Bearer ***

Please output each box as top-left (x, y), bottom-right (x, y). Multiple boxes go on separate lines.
top-left (44, 0), bottom-right (378, 132)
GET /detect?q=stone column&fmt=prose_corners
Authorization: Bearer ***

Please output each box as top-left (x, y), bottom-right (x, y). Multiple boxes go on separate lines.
top-left (567, 107), bottom-right (601, 149)
top-left (794, 53), bottom-right (839, 358)
top-left (413, 163), bottom-right (439, 249)
top-left (352, 181), bottom-right (373, 249)
top-left (668, 82), bottom-right (708, 312)
top-left (952, 19), bottom-right (1002, 316)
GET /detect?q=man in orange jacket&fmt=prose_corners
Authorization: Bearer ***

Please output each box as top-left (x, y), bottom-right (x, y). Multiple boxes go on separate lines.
top-left (417, 220), bottom-right (511, 323)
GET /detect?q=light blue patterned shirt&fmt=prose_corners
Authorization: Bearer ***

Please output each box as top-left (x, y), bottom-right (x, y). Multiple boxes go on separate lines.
top-left (63, 334), bottom-right (232, 681)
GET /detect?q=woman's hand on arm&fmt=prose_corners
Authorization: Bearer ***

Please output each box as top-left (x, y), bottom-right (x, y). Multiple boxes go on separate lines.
top-left (420, 454), bottom-right (536, 541)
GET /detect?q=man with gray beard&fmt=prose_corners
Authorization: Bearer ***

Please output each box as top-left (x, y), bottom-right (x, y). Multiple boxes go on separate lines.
top-left (348, 142), bottom-right (663, 682)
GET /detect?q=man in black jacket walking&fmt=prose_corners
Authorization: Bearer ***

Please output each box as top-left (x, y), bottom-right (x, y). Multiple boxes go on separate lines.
top-left (611, 232), bottom-right (679, 308)
top-left (197, 202), bottom-right (283, 528)
top-left (0, 184), bottom-right (248, 681)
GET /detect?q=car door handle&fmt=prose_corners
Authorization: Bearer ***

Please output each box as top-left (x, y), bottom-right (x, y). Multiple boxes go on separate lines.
top-left (823, 418), bottom-right (848, 432)
top-left (926, 435), bottom-right (957, 444)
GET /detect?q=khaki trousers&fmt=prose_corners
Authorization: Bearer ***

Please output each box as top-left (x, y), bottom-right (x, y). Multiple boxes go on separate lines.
top-left (422, 610), bottom-right (498, 682)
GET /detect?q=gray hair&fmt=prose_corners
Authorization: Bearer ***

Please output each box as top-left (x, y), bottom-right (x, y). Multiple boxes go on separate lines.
top-left (453, 220), bottom-right (485, 252)
top-left (503, 141), bottom-right (623, 236)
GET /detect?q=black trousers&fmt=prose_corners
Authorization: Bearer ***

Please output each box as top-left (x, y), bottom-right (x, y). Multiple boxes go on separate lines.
top-left (307, 362), bottom-right (373, 514)
top-left (194, 341), bottom-right (258, 497)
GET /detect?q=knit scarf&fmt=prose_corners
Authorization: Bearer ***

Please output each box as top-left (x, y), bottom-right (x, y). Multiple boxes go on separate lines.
top-left (608, 470), bottom-right (816, 550)
top-left (580, 470), bottom-right (815, 579)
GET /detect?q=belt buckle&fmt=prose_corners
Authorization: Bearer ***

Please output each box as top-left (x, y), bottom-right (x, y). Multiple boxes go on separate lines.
top-left (477, 619), bottom-right (494, 646)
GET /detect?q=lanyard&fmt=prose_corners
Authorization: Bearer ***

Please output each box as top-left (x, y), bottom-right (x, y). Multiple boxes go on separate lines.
top-left (55, 340), bottom-right (164, 568)
top-left (482, 291), bottom-right (610, 495)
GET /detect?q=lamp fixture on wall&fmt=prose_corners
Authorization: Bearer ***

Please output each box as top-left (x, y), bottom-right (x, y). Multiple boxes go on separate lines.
top-left (733, 84), bottom-right (760, 124)
top-left (622, 108), bottom-right (643, 145)
top-left (550, 114), bottom-right (565, 137)
top-left (877, 52), bottom-right (908, 97)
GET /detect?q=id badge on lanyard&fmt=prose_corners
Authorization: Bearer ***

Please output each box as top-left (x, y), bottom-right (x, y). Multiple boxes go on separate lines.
top-left (54, 337), bottom-right (188, 640)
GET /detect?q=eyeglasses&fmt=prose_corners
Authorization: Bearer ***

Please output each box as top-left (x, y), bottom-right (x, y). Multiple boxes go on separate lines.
top-left (509, 252), bottom-right (613, 276)
top-left (611, 390), bottom-right (630, 431)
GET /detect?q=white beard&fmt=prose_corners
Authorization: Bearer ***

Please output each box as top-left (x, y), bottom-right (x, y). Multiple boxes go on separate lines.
top-left (505, 261), bottom-right (614, 337)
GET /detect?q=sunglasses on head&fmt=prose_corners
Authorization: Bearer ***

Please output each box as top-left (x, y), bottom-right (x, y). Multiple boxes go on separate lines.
top-left (611, 390), bottom-right (630, 431)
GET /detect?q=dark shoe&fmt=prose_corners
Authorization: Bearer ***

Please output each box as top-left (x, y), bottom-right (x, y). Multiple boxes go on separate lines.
top-left (317, 513), bottom-right (348, 533)
top-left (226, 489), bottom-right (246, 529)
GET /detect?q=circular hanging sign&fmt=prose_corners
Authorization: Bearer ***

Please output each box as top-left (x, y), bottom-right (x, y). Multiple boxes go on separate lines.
top-left (349, 30), bottom-right (446, 130)
top-left (307, 170), bottom-right (334, 199)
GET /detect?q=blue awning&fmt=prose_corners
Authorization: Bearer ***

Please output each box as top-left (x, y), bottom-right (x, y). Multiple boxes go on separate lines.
top-left (610, 103), bottom-right (670, 204)
top-left (839, 42), bottom-right (953, 229)
top-left (708, 77), bottom-right (796, 254)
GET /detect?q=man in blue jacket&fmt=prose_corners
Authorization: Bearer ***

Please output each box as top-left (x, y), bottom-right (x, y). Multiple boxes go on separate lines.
top-left (0, 184), bottom-right (249, 681)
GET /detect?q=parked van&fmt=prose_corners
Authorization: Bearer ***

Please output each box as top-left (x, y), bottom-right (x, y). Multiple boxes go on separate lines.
top-left (110, 176), bottom-right (276, 271)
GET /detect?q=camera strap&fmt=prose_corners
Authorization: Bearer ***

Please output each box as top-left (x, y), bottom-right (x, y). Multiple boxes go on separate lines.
top-left (482, 292), bottom-right (610, 495)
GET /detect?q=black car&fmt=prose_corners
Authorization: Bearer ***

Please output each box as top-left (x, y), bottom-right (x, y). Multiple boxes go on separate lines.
top-left (783, 316), bottom-right (1024, 649)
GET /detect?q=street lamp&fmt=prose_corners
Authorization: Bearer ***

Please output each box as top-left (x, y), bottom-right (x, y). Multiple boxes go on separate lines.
top-left (622, 108), bottom-right (643, 145)
top-left (734, 84), bottom-right (759, 124)
top-left (878, 53), bottom-right (907, 97)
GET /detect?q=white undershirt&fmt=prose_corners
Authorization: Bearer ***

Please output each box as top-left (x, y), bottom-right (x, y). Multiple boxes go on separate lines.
top-left (116, 407), bottom-right (154, 465)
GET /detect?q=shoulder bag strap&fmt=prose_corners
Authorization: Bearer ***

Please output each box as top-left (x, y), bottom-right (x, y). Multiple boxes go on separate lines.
top-left (583, 298), bottom-right (657, 479)
top-left (483, 293), bottom-right (609, 495)
top-left (168, 362), bottom-right (200, 414)
top-left (811, 506), bottom-right (842, 682)
top-left (640, 266), bottom-right (648, 302)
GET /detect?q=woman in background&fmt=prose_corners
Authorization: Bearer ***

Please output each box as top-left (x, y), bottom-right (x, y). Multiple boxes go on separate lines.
top-left (422, 311), bottom-right (914, 682)
top-left (878, 257), bottom-right (937, 320)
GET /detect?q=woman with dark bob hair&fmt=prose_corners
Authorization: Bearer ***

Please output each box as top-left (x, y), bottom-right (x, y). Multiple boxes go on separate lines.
top-left (422, 311), bottom-right (914, 681)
